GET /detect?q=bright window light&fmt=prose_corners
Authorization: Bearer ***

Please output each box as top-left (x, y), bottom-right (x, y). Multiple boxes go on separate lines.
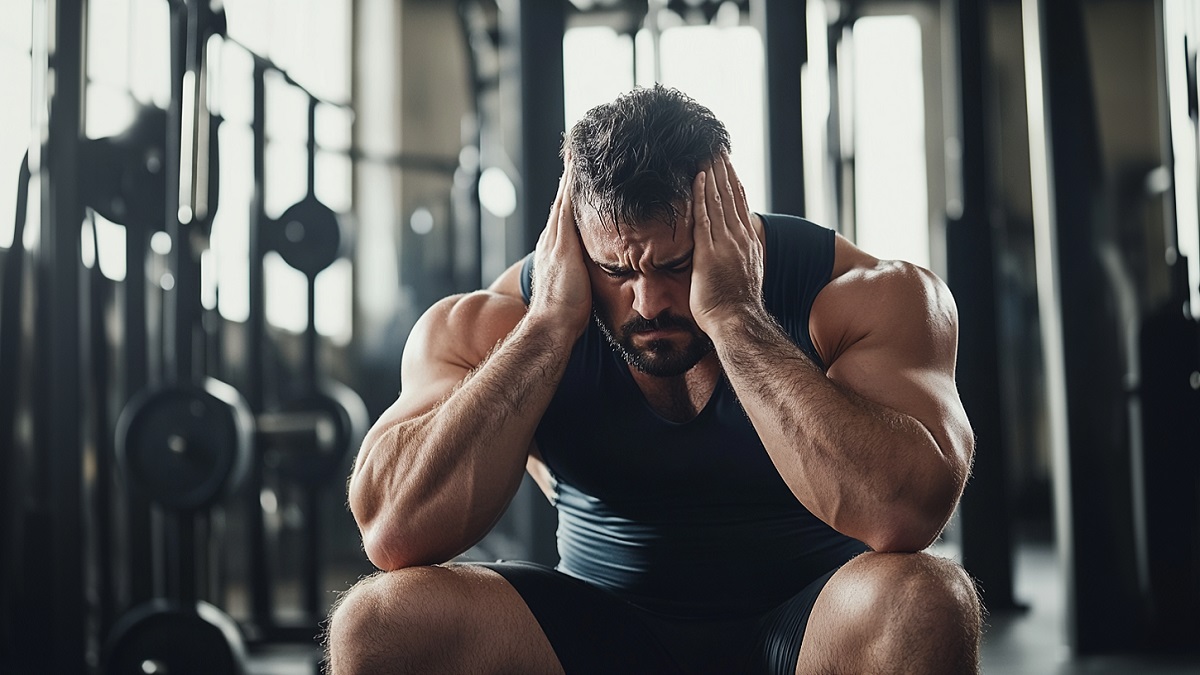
top-left (0, 0), bottom-right (33, 249)
top-left (1164, 0), bottom-right (1200, 317)
top-left (563, 26), bottom-right (634, 128)
top-left (658, 25), bottom-right (766, 212)
top-left (563, 21), bottom-right (767, 214)
top-left (478, 166), bottom-right (517, 219)
top-left (851, 15), bottom-right (929, 268)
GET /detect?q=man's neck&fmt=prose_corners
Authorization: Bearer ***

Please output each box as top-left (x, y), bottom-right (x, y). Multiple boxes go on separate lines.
top-left (628, 353), bottom-right (722, 423)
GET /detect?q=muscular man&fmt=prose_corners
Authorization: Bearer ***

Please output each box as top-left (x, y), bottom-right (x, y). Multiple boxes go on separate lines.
top-left (328, 85), bottom-right (981, 674)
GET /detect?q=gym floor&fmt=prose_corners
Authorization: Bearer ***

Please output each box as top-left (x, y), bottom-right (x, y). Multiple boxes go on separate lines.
top-left (979, 534), bottom-right (1200, 675)
top-left (242, 535), bottom-right (1200, 674)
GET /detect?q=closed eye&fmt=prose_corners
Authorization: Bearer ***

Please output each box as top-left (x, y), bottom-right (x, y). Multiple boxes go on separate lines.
top-left (600, 266), bottom-right (632, 279)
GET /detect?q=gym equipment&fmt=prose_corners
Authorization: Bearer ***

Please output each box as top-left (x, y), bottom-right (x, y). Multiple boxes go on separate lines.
top-left (1135, 29), bottom-right (1200, 649)
top-left (265, 97), bottom-right (345, 278)
top-left (103, 599), bottom-right (247, 675)
top-left (81, 105), bottom-right (168, 234)
top-left (262, 379), bottom-right (368, 486)
top-left (245, 90), bottom-right (366, 632)
top-left (116, 378), bottom-right (255, 512)
top-left (105, 3), bottom-right (249, 673)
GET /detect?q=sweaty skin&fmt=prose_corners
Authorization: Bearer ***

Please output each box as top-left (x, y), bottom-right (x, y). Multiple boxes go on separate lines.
top-left (348, 152), bottom-right (973, 571)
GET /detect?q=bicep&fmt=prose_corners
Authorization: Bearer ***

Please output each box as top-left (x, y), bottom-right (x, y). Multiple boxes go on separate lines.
top-left (823, 280), bottom-right (973, 464)
top-left (359, 293), bottom-right (526, 454)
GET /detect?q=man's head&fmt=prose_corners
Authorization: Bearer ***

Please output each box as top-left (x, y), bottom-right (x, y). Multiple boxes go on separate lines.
top-left (562, 85), bottom-right (731, 377)
top-left (563, 84), bottom-right (731, 233)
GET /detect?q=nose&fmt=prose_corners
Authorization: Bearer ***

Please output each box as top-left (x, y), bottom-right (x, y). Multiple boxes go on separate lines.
top-left (631, 276), bottom-right (672, 320)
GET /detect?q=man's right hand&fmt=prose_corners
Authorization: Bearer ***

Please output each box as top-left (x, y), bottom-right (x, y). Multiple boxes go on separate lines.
top-left (528, 159), bottom-right (592, 339)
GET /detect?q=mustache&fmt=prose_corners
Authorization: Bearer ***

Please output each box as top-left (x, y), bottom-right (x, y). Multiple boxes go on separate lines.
top-left (621, 313), bottom-right (695, 334)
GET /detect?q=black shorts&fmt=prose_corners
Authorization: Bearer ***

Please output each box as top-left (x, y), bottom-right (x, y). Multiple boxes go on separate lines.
top-left (474, 560), bottom-right (839, 675)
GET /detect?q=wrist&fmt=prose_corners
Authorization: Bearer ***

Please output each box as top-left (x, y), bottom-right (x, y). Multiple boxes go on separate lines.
top-left (522, 306), bottom-right (588, 344)
top-left (702, 305), bottom-right (779, 350)
top-left (697, 302), bottom-right (770, 341)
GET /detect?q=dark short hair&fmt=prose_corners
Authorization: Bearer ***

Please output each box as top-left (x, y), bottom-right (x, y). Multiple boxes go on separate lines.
top-left (563, 84), bottom-right (730, 231)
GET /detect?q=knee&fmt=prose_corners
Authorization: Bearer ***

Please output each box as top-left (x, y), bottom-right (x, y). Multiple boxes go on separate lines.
top-left (325, 567), bottom-right (455, 675)
top-left (830, 552), bottom-right (982, 671)
top-left (839, 552), bottom-right (981, 629)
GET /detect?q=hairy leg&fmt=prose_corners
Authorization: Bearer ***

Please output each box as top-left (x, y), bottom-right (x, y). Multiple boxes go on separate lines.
top-left (324, 564), bottom-right (564, 675)
top-left (795, 552), bottom-right (982, 675)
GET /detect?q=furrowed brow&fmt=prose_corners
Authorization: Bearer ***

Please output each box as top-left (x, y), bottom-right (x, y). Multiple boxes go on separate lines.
top-left (652, 250), bottom-right (694, 270)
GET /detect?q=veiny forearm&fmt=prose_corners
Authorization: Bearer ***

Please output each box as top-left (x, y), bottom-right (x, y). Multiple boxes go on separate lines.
top-left (713, 310), bottom-right (960, 551)
top-left (350, 316), bottom-right (572, 570)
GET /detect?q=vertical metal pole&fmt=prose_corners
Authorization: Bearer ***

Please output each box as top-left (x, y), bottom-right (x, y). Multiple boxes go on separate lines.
top-left (303, 488), bottom-right (322, 618)
top-left (124, 200), bottom-right (155, 611)
top-left (751, 0), bottom-right (807, 216)
top-left (1023, 0), bottom-right (1144, 653)
top-left (37, 0), bottom-right (88, 669)
top-left (946, 0), bottom-right (1018, 612)
top-left (247, 60), bottom-right (274, 630)
top-left (512, 0), bottom-right (565, 253)
top-left (86, 228), bottom-right (117, 633)
top-left (504, 0), bottom-right (564, 566)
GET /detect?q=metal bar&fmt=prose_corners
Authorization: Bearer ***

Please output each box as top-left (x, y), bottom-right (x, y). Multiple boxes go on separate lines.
top-left (124, 211), bottom-right (155, 611)
top-left (165, 0), bottom-right (188, 383)
top-left (86, 222), bottom-right (117, 634)
top-left (305, 275), bottom-right (318, 392)
top-left (0, 153), bottom-right (30, 668)
top-left (303, 487), bottom-right (321, 618)
top-left (247, 60), bottom-right (274, 629)
top-left (511, 0), bottom-right (565, 566)
top-left (514, 0), bottom-right (566, 253)
top-left (752, 0), bottom-right (807, 216)
top-left (38, 0), bottom-right (88, 669)
top-left (1023, 0), bottom-right (1144, 653)
top-left (946, 0), bottom-right (1018, 612)
top-left (222, 35), bottom-right (354, 110)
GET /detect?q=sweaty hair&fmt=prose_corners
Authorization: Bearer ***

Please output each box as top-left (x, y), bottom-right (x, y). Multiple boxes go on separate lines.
top-left (563, 84), bottom-right (731, 231)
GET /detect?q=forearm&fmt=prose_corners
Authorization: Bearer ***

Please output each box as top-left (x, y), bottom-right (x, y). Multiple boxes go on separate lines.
top-left (713, 311), bottom-right (961, 551)
top-left (350, 315), bottom-right (572, 569)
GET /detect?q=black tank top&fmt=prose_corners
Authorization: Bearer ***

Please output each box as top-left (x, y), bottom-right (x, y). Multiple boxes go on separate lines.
top-left (519, 213), bottom-right (869, 618)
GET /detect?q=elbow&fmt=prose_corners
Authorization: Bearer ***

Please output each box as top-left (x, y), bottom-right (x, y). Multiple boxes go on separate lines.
top-left (867, 454), bottom-right (967, 552)
top-left (862, 496), bottom-right (957, 553)
top-left (354, 487), bottom-right (474, 570)
top-left (361, 519), bottom-right (460, 571)
top-left (363, 530), bottom-right (403, 571)
top-left (348, 474), bottom-right (418, 571)
top-left (863, 523), bottom-right (941, 553)
top-left (362, 524), bottom-right (412, 571)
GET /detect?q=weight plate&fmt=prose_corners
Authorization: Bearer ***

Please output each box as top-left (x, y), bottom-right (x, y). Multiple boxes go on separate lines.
top-left (269, 379), bottom-right (368, 485)
top-left (104, 600), bottom-right (246, 675)
top-left (116, 379), bottom-right (254, 511)
top-left (267, 195), bottom-right (343, 277)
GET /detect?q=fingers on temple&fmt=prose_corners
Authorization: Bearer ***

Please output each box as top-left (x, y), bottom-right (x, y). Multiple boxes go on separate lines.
top-left (705, 162), bottom-right (727, 229)
top-left (693, 171), bottom-right (713, 244)
top-left (546, 163), bottom-right (572, 247)
top-left (558, 164), bottom-right (577, 241)
top-left (723, 154), bottom-right (753, 227)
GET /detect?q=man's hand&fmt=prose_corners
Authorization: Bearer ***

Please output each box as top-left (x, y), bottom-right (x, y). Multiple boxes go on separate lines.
top-left (529, 159), bottom-right (592, 339)
top-left (690, 153), bottom-right (765, 334)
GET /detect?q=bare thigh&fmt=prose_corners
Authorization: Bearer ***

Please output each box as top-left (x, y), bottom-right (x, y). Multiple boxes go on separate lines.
top-left (327, 564), bottom-right (564, 675)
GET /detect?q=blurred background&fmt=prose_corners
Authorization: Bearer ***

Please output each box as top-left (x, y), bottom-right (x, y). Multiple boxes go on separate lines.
top-left (0, 0), bottom-right (1198, 673)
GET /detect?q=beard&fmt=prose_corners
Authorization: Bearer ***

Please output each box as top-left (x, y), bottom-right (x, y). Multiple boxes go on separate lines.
top-left (592, 306), bottom-right (714, 377)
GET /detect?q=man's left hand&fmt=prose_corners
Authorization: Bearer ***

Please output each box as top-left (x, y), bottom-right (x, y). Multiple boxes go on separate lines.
top-left (689, 152), bottom-right (765, 335)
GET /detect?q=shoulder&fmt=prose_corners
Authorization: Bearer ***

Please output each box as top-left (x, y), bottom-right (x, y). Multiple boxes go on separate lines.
top-left (406, 289), bottom-right (527, 372)
top-left (810, 235), bottom-right (958, 367)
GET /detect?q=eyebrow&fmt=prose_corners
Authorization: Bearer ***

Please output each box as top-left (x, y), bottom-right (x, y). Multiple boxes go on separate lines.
top-left (654, 250), bottom-right (694, 269)
top-left (592, 249), bottom-right (694, 273)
